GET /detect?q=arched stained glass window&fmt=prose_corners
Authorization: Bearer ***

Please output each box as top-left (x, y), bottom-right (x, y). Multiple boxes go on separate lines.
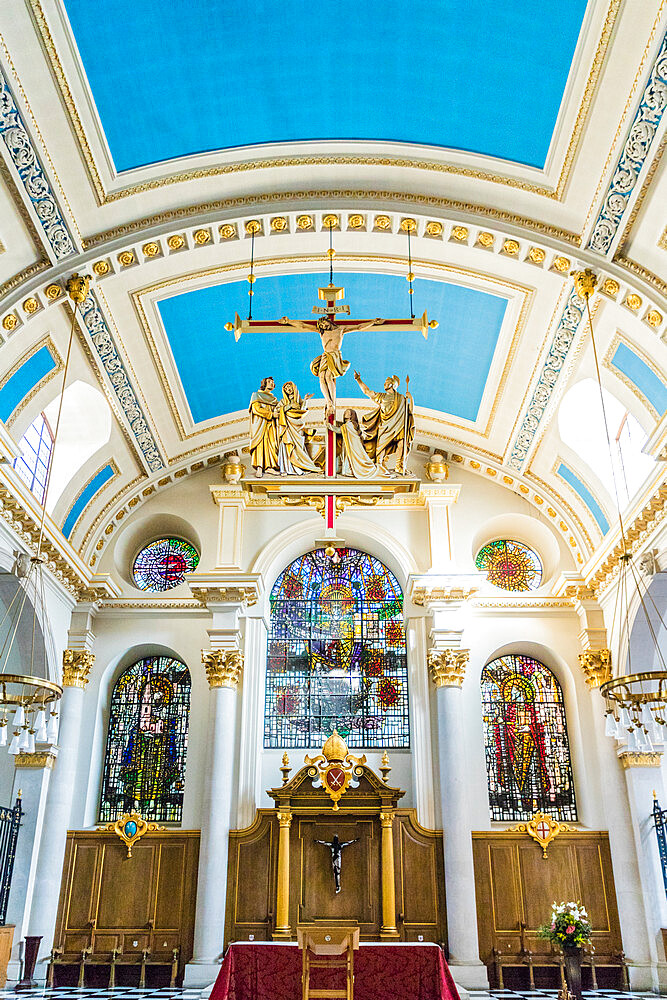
top-left (481, 653), bottom-right (576, 822)
top-left (132, 538), bottom-right (199, 592)
top-left (264, 547), bottom-right (409, 749)
top-left (99, 655), bottom-right (191, 823)
top-left (475, 539), bottom-right (542, 591)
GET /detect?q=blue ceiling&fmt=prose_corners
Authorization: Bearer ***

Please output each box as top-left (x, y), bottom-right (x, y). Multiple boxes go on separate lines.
top-left (157, 272), bottom-right (508, 424)
top-left (63, 1), bottom-right (588, 172)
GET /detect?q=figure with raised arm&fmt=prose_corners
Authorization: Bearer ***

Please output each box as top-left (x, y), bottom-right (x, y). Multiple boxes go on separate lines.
top-left (353, 371), bottom-right (414, 475)
top-left (279, 315), bottom-right (385, 416)
top-left (315, 834), bottom-right (359, 893)
top-left (248, 376), bottom-right (280, 477)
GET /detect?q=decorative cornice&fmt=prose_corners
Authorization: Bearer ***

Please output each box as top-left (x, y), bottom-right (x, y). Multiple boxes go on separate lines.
top-left (62, 649), bottom-right (94, 688)
top-left (78, 291), bottom-right (165, 472)
top-left (508, 287), bottom-right (586, 470)
top-left (588, 482), bottom-right (667, 592)
top-left (588, 28), bottom-right (667, 256)
top-left (619, 751), bottom-right (662, 769)
top-left (188, 573), bottom-right (261, 608)
top-left (578, 648), bottom-right (612, 688)
top-left (14, 750), bottom-right (56, 769)
top-left (427, 648), bottom-right (470, 688)
top-left (202, 649), bottom-right (243, 688)
top-left (0, 61), bottom-right (75, 259)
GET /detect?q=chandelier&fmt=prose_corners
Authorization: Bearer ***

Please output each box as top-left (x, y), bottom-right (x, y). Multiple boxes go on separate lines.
top-left (0, 274), bottom-right (90, 756)
top-left (573, 269), bottom-right (667, 749)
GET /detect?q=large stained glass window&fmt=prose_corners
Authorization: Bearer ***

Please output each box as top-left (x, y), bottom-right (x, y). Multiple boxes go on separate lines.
top-left (481, 654), bottom-right (576, 822)
top-left (99, 655), bottom-right (190, 823)
top-left (264, 548), bottom-right (409, 749)
top-left (132, 537), bottom-right (199, 592)
top-left (475, 539), bottom-right (542, 592)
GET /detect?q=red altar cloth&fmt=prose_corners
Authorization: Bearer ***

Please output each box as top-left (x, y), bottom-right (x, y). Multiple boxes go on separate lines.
top-left (209, 942), bottom-right (460, 1000)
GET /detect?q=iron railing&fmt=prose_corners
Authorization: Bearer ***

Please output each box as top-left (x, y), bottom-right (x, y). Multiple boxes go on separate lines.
top-left (0, 794), bottom-right (23, 924)
top-left (652, 794), bottom-right (667, 899)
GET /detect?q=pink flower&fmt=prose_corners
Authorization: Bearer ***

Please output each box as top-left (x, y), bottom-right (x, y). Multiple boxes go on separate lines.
top-left (551, 923), bottom-right (556, 930)
top-left (566, 925), bottom-right (575, 935)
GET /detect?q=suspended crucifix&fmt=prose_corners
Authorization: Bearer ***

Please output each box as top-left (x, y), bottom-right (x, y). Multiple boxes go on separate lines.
top-left (229, 216), bottom-right (437, 534)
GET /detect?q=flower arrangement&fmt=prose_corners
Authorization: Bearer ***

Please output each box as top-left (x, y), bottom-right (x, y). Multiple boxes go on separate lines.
top-left (539, 901), bottom-right (592, 949)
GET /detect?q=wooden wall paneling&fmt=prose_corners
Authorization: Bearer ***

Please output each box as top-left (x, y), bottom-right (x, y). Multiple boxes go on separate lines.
top-left (97, 842), bottom-right (156, 931)
top-left (297, 818), bottom-right (377, 932)
top-left (225, 813), bottom-right (276, 945)
top-left (395, 812), bottom-right (446, 942)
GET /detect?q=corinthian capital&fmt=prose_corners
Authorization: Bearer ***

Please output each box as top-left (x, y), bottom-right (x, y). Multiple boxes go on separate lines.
top-left (428, 648), bottom-right (469, 688)
top-left (202, 649), bottom-right (243, 688)
top-left (578, 648), bottom-right (611, 688)
top-left (62, 649), bottom-right (94, 688)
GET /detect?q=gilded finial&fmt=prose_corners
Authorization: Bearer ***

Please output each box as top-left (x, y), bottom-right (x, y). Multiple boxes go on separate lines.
top-left (379, 750), bottom-right (392, 783)
top-left (280, 752), bottom-right (291, 785)
top-left (65, 273), bottom-right (90, 305)
top-left (571, 268), bottom-right (597, 300)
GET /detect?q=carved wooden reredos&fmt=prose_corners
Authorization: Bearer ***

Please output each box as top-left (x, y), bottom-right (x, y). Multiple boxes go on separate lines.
top-left (224, 736), bottom-right (447, 947)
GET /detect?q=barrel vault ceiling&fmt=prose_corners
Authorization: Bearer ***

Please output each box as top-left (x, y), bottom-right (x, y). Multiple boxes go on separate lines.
top-left (0, 0), bottom-right (665, 589)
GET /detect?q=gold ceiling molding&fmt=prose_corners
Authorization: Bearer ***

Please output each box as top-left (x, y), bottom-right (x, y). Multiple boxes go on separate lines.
top-left (27, 0), bottom-right (620, 207)
top-left (78, 471), bottom-right (146, 556)
top-left (131, 250), bottom-right (531, 443)
top-left (529, 468), bottom-right (595, 556)
top-left (604, 332), bottom-right (663, 421)
top-left (613, 255), bottom-right (667, 300)
top-left (61, 458), bottom-right (119, 543)
top-left (588, 481), bottom-right (667, 592)
top-left (82, 191), bottom-right (579, 250)
top-left (581, 2), bottom-right (667, 242)
top-left (658, 227), bottom-right (667, 251)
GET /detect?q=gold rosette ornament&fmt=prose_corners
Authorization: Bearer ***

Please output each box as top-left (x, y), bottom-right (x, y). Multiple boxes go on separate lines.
top-left (304, 729), bottom-right (366, 810)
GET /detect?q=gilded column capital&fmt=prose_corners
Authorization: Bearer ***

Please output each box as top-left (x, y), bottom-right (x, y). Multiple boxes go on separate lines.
top-left (15, 750), bottom-right (57, 769)
top-left (277, 810), bottom-right (292, 827)
top-left (619, 751), bottom-right (662, 769)
top-left (201, 649), bottom-right (243, 688)
top-left (62, 649), bottom-right (94, 688)
top-left (379, 811), bottom-right (394, 827)
top-left (578, 648), bottom-right (612, 688)
top-left (428, 648), bottom-right (469, 688)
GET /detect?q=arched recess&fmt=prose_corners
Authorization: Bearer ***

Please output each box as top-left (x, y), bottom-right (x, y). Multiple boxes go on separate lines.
top-left (480, 648), bottom-right (578, 822)
top-left (97, 651), bottom-right (191, 823)
top-left (264, 546), bottom-right (409, 750)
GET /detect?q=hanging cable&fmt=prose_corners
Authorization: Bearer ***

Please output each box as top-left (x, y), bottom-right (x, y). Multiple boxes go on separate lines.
top-left (245, 221), bottom-right (259, 321)
top-left (323, 214), bottom-right (337, 286)
top-left (401, 219), bottom-right (416, 319)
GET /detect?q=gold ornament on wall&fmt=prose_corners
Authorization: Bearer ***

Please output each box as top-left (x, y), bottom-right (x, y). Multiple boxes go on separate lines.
top-left (511, 811), bottom-right (572, 858)
top-left (99, 811), bottom-right (163, 858)
top-left (304, 730), bottom-right (366, 811)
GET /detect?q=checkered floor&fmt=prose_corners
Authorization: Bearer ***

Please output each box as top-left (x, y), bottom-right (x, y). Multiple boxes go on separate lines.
top-left (0, 989), bottom-right (656, 999)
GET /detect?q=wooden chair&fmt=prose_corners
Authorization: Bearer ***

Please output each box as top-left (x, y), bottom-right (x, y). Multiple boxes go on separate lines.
top-left (297, 925), bottom-right (359, 1000)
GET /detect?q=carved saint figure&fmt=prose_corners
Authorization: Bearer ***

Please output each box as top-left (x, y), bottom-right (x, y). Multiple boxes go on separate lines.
top-left (334, 408), bottom-right (378, 479)
top-left (353, 372), bottom-right (414, 475)
top-left (249, 377), bottom-right (279, 477)
top-left (279, 315), bottom-right (385, 415)
top-left (277, 381), bottom-right (319, 475)
top-left (315, 834), bottom-right (359, 893)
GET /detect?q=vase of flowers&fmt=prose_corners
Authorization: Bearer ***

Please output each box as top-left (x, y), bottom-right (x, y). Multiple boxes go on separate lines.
top-left (539, 901), bottom-right (592, 999)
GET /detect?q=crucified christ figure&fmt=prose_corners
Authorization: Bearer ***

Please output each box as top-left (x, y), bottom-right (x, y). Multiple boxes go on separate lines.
top-left (315, 834), bottom-right (359, 893)
top-left (279, 315), bottom-right (384, 416)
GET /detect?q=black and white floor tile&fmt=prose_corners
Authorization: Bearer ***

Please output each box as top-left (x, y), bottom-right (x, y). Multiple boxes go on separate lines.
top-left (0, 988), bottom-right (657, 1000)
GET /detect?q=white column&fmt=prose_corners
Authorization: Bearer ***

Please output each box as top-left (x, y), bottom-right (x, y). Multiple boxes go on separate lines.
top-left (407, 616), bottom-right (435, 829)
top-left (430, 652), bottom-right (488, 988)
top-left (186, 604), bottom-right (243, 987)
top-left (236, 612), bottom-right (268, 828)
top-left (620, 751), bottom-right (667, 989)
top-left (27, 651), bottom-right (93, 971)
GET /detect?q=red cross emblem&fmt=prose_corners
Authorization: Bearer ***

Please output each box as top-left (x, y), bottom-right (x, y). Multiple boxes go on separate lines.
top-left (535, 820), bottom-right (551, 840)
top-left (326, 766), bottom-right (346, 791)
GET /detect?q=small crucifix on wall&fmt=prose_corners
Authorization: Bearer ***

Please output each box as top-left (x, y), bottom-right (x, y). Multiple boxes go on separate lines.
top-left (315, 834), bottom-right (358, 893)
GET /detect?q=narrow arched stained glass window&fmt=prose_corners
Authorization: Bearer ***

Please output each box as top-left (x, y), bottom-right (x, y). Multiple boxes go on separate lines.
top-left (132, 537), bottom-right (199, 592)
top-left (264, 547), bottom-right (409, 749)
top-left (475, 539), bottom-right (542, 591)
top-left (99, 655), bottom-right (190, 823)
top-left (481, 653), bottom-right (577, 822)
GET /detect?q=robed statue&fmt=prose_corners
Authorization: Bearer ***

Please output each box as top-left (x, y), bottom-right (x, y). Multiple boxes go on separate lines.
top-left (249, 376), bottom-right (279, 477)
top-left (353, 372), bottom-right (414, 475)
top-left (334, 408), bottom-right (377, 479)
top-left (277, 381), bottom-right (320, 475)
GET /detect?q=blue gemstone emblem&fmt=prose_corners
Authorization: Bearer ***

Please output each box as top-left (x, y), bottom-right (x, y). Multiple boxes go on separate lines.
top-left (124, 820), bottom-right (137, 839)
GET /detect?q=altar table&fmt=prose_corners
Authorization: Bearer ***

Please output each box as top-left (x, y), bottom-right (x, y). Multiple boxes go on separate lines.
top-left (209, 942), bottom-right (460, 1000)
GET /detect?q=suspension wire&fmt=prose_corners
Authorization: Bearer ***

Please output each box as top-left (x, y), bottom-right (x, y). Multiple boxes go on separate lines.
top-left (407, 226), bottom-right (415, 319)
top-left (247, 229), bottom-right (256, 321)
top-left (329, 219), bottom-right (334, 285)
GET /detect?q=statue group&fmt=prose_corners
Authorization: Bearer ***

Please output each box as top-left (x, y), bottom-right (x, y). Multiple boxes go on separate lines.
top-left (248, 316), bottom-right (415, 479)
top-left (249, 372), bottom-right (414, 479)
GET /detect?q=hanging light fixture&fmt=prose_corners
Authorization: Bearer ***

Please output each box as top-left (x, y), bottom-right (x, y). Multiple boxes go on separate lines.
top-left (0, 273), bottom-right (90, 756)
top-left (571, 268), bottom-right (667, 744)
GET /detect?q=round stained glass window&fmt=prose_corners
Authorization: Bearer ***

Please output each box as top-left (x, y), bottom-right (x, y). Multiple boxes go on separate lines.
top-left (132, 538), bottom-right (199, 592)
top-left (475, 539), bottom-right (542, 592)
